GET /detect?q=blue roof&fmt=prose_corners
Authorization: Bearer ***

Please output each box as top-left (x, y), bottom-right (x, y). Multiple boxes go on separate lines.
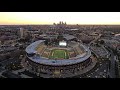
top-left (26, 40), bottom-right (45, 54)
top-left (26, 40), bottom-right (91, 66)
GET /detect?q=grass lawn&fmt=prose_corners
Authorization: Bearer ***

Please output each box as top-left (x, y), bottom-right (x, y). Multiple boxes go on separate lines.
top-left (49, 49), bottom-right (69, 59)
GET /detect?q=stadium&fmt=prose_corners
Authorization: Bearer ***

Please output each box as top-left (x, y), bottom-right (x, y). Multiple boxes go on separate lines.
top-left (25, 35), bottom-right (96, 78)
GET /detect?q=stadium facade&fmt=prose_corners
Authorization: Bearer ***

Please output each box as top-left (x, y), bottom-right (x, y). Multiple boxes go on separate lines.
top-left (25, 35), bottom-right (96, 78)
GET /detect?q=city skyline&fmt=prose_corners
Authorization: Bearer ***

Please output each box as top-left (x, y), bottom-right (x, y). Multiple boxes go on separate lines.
top-left (1, 12), bottom-right (120, 25)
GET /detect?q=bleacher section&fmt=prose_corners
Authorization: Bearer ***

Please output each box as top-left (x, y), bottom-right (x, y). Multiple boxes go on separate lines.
top-left (36, 45), bottom-right (46, 55)
top-left (41, 49), bottom-right (51, 58)
top-left (74, 45), bottom-right (85, 55)
top-left (68, 49), bottom-right (76, 58)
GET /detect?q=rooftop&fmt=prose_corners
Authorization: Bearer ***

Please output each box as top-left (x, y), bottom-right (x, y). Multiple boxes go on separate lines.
top-left (63, 34), bottom-right (76, 41)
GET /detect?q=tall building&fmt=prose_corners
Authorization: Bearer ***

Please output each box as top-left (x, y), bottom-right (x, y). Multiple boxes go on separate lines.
top-left (51, 21), bottom-right (67, 30)
top-left (19, 28), bottom-right (28, 39)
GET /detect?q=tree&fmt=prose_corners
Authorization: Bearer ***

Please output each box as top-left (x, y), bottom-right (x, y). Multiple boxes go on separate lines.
top-left (99, 40), bottom-right (105, 44)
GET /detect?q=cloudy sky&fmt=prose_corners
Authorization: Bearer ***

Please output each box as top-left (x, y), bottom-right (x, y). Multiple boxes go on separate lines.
top-left (0, 12), bottom-right (120, 25)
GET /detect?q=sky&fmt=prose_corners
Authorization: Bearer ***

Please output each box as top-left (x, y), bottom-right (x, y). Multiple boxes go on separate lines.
top-left (0, 12), bottom-right (120, 25)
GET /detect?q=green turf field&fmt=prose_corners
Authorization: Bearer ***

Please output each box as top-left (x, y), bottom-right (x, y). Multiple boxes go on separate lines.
top-left (49, 49), bottom-right (69, 59)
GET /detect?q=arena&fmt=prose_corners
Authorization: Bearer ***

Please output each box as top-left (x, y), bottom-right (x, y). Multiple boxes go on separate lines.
top-left (25, 36), bottom-right (97, 78)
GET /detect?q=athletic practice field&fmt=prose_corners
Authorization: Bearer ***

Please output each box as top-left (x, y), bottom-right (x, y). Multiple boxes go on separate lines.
top-left (49, 49), bottom-right (69, 59)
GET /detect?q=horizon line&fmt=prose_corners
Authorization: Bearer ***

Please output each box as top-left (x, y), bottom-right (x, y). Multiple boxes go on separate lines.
top-left (1, 24), bottom-right (120, 25)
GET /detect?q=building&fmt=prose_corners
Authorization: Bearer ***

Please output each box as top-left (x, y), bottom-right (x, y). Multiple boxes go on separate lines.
top-left (102, 39), bottom-right (120, 50)
top-left (25, 36), bottom-right (96, 78)
top-left (51, 21), bottom-right (67, 29)
top-left (19, 28), bottom-right (28, 39)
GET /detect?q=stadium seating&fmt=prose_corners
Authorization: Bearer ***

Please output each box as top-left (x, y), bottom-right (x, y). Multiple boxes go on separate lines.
top-left (41, 49), bottom-right (51, 58)
top-left (68, 49), bottom-right (76, 58)
top-left (73, 45), bottom-right (85, 55)
top-left (36, 45), bottom-right (46, 55)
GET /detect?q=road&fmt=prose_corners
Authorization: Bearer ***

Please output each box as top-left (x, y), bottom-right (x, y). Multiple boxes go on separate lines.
top-left (89, 34), bottom-right (116, 78)
top-left (105, 46), bottom-right (116, 78)
top-left (89, 34), bottom-right (102, 45)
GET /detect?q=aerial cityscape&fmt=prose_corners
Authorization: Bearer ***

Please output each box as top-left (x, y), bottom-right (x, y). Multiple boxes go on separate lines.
top-left (0, 12), bottom-right (120, 78)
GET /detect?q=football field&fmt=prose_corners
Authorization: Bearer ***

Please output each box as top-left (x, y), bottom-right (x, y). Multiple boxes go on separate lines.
top-left (49, 49), bottom-right (69, 59)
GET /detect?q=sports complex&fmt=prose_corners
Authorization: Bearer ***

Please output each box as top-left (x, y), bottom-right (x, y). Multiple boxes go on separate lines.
top-left (25, 35), bottom-right (97, 78)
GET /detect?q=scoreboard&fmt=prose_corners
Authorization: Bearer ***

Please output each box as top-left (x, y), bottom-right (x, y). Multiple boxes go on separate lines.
top-left (59, 41), bottom-right (67, 46)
